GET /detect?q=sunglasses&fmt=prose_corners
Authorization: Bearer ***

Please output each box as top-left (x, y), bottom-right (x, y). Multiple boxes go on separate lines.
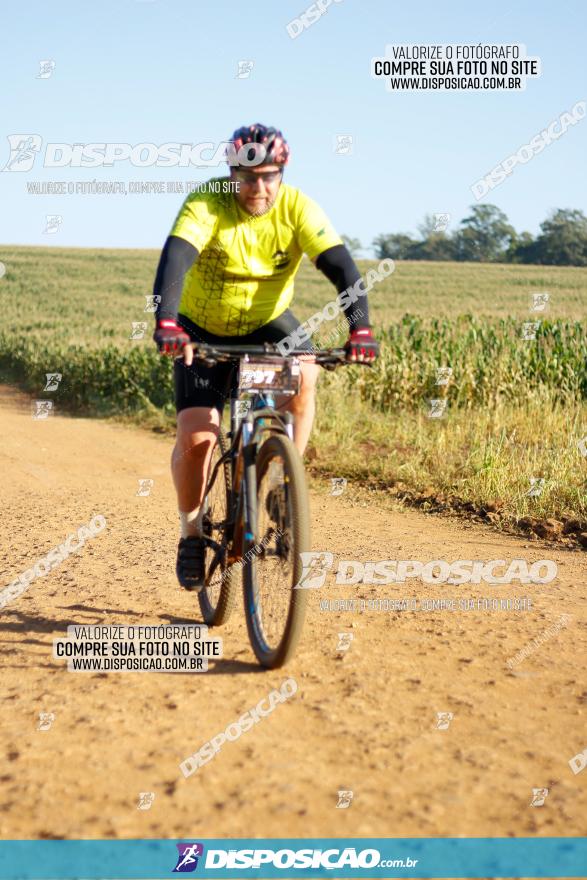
top-left (233, 168), bottom-right (283, 185)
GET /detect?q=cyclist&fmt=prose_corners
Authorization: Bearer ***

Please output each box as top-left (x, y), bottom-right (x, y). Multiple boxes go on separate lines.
top-left (152, 123), bottom-right (378, 591)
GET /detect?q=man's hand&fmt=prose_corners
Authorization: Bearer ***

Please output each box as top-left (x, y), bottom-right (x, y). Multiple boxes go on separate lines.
top-left (344, 327), bottom-right (379, 363)
top-left (153, 319), bottom-right (192, 363)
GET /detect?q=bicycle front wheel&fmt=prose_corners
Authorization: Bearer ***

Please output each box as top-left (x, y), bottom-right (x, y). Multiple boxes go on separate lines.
top-left (243, 433), bottom-right (311, 668)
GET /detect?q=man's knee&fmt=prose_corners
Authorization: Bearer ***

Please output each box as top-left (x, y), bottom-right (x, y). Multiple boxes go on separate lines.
top-left (288, 367), bottom-right (318, 417)
top-left (298, 363), bottom-right (320, 400)
top-left (174, 407), bottom-right (220, 460)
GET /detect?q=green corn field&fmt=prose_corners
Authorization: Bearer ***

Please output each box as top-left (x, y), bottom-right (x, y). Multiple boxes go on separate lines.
top-left (0, 246), bottom-right (585, 532)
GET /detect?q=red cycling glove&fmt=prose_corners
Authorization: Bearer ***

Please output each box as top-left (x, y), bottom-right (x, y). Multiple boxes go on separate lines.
top-left (153, 319), bottom-right (191, 354)
top-left (344, 327), bottom-right (379, 363)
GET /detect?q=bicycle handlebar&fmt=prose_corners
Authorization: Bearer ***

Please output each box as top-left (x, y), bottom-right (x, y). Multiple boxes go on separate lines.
top-left (187, 342), bottom-right (358, 367)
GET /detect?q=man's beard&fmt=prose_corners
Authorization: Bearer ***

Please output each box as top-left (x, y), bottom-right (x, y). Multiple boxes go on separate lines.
top-left (244, 196), bottom-right (276, 217)
top-left (238, 186), bottom-right (280, 218)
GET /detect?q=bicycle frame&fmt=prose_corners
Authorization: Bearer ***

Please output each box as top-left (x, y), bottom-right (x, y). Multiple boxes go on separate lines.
top-left (202, 387), bottom-right (295, 577)
top-left (185, 342), bottom-right (351, 582)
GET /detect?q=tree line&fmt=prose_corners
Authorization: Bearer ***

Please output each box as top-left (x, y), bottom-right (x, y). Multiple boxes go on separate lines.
top-left (342, 206), bottom-right (587, 266)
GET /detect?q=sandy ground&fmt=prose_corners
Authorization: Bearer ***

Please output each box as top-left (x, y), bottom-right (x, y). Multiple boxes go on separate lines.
top-left (0, 384), bottom-right (586, 846)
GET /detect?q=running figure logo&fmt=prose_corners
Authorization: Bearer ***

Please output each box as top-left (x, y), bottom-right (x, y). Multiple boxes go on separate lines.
top-left (32, 400), bottom-right (54, 420)
top-left (38, 712), bottom-right (55, 731)
top-left (294, 551), bottom-right (334, 589)
top-left (137, 792), bottom-right (155, 810)
top-left (530, 292), bottom-right (550, 312)
top-left (144, 294), bottom-right (162, 313)
top-left (436, 712), bottom-right (454, 730)
top-left (173, 843), bottom-right (204, 873)
top-left (521, 321), bottom-right (540, 341)
top-left (435, 367), bottom-right (452, 386)
top-left (334, 135), bottom-right (353, 155)
top-left (44, 373), bottom-right (62, 392)
top-left (2, 134), bottom-right (42, 172)
top-left (330, 477), bottom-right (347, 496)
top-left (130, 322), bottom-right (148, 340)
top-left (336, 790), bottom-right (354, 809)
top-left (236, 60), bottom-right (254, 79)
top-left (336, 632), bottom-right (353, 653)
top-left (427, 398), bottom-right (447, 419)
top-left (433, 213), bottom-right (450, 231)
top-left (527, 477), bottom-right (545, 498)
top-left (530, 788), bottom-right (549, 807)
top-left (235, 400), bottom-right (251, 418)
top-left (37, 60), bottom-right (56, 79)
top-left (43, 215), bottom-right (62, 234)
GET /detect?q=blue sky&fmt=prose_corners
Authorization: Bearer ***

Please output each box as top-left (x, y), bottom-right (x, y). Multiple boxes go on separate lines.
top-left (1, 0), bottom-right (585, 253)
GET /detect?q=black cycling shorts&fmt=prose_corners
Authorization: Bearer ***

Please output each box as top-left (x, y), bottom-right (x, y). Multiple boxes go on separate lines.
top-left (173, 309), bottom-right (313, 414)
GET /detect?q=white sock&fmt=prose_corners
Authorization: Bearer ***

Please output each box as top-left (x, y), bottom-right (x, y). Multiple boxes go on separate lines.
top-left (179, 507), bottom-right (203, 539)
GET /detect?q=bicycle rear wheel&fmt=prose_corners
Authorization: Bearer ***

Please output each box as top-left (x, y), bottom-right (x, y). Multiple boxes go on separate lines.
top-left (198, 429), bottom-right (238, 626)
top-left (243, 433), bottom-right (311, 668)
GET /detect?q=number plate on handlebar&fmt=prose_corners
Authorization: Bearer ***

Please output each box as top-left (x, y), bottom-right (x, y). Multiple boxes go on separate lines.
top-left (238, 359), bottom-right (301, 394)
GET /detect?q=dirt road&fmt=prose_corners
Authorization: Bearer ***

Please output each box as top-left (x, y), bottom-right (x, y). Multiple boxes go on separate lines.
top-left (0, 385), bottom-right (585, 841)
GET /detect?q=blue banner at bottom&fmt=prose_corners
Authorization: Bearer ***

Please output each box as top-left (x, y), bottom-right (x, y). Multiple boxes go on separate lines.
top-left (0, 838), bottom-right (584, 879)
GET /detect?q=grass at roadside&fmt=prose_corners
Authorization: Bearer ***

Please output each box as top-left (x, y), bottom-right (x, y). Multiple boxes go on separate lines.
top-left (311, 374), bottom-right (587, 540)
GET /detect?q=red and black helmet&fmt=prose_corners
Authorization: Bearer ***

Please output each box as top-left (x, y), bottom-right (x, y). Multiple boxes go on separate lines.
top-left (228, 123), bottom-right (290, 167)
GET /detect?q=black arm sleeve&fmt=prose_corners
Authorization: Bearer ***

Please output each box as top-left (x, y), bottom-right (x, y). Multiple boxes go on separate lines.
top-left (153, 235), bottom-right (199, 322)
top-left (315, 244), bottom-right (371, 330)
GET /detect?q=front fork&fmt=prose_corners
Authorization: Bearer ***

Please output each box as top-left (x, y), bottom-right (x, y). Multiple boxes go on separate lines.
top-left (227, 395), bottom-right (294, 565)
top-left (227, 416), bottom-right (257, 565)
top-left (242, 428), bottom-right (258, 556)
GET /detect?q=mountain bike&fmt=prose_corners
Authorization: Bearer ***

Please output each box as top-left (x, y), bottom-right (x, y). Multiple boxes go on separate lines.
top-left (189, 342), bottom-right (350, 668)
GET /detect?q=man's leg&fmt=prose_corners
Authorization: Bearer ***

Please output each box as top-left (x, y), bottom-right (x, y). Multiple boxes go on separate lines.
top-left (172, 340), bottom-right (234, 590)
top-left (172, 406), bottom-right (220, 536)
top-left (284, 361), bottom-right (320, 455)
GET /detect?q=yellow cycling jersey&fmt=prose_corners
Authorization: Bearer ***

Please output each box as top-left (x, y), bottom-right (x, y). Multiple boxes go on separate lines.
top-left (169, 178), bottom-right (342, 336)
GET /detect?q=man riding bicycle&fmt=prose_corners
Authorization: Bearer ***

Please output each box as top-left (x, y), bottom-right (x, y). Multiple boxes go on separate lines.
top-left (152, 123), bottom-right (378, 591)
